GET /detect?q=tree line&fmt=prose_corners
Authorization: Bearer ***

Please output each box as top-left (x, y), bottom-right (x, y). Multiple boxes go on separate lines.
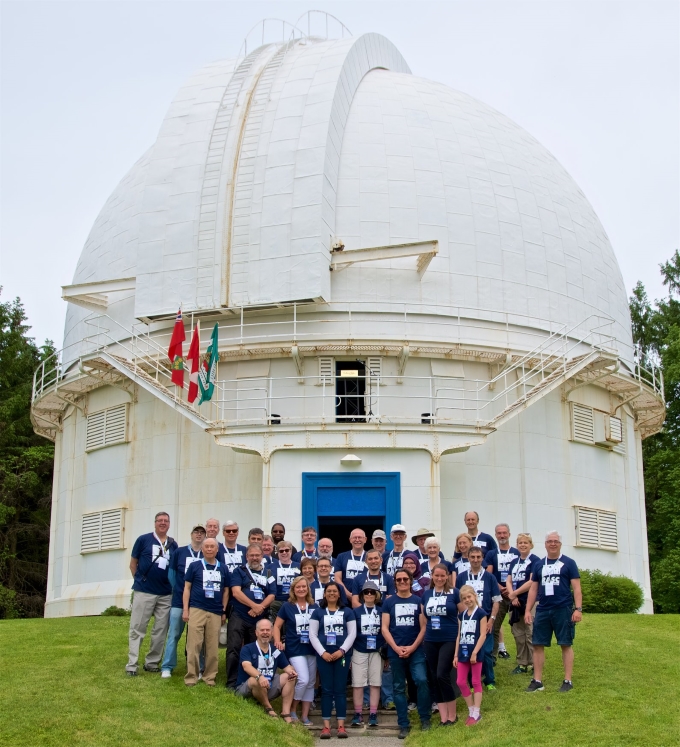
top-left (2, 251), bottom-right (680, 616)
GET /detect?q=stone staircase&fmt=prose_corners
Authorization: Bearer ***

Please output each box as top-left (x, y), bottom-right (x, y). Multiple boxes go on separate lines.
top-left (307, 706), bottom-right (401, 738)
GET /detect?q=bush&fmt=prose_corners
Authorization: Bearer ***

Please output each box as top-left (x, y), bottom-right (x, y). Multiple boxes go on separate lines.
top-left (650, 547), bottom-right (680, 613)
top-left (101, 605), bottom-right (130, 617)
top-left (0, 584), bottom-right (20, 619)
top-left (580, 569), bottom-right (644, 613)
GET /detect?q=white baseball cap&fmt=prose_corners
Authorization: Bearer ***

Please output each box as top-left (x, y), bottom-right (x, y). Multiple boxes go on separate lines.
top-left (390, 524), bottom-right (407, 533)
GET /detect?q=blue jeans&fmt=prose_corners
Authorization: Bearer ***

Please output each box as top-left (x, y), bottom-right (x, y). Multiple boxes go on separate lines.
top-left (317, 651), bottom-right (352, 720)
top-left (381, 662), bottom-right (394, 705)
top-left (481, 631), bottom-right (495, 685)
top-left (161, 607), bottom-right (204, 673)
top-left (389, 648), bottom-right (431, 729)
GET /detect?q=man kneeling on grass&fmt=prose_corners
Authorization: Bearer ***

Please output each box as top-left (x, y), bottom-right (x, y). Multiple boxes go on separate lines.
top-left (183, 538), bottom-right (231, 686)
top-left (236, 619), bottom-right (298, 721)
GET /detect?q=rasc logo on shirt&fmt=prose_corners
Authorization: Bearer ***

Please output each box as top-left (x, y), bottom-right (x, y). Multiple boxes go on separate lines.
top-left (541, 560), bottom-right (563, 587)
top-left (395, 603), bottom-right (417, 626)
top-left (426, 597), bottom-right (447, 616)
top-left (324, 616), bottom-right (345, 635)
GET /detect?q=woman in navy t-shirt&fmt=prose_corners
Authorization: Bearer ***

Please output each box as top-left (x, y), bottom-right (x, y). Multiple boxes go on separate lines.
top-left (506, 532), bottom-right (540, 674)
top-left (401, 553), bottom-right (428, 597)
top-left (273, 576), bottom-right (318, 726)
top-left (454, 584), bottom-right (487, 726)
top-left (309, 582), bottom-right (357, 739)
top-left (422, 564), bottom-right (462, 726)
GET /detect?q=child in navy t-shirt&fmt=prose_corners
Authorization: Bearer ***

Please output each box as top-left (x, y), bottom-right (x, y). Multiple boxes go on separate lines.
top-left (454, 584), bottom-right (487, 726)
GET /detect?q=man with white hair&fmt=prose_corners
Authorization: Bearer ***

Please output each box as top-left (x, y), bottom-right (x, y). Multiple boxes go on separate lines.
top-left (524, 531), bottom-right (582, 692)
top-left (205, 518), bottom-right (220, 540)
top-left (219, 520), bottom-right (248, 573)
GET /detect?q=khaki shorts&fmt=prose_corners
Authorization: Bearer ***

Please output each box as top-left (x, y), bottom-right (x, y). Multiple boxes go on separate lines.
top-left (351, 650), bottom-right (382, 687)
top-left (235, 673), bottom-right (282, 700)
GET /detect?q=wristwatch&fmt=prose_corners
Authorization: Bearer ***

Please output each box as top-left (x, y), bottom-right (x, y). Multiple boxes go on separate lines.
top-left (490, 615), bottom-right (496, 620)
top-left (575, 606), bottom-right (582, 611)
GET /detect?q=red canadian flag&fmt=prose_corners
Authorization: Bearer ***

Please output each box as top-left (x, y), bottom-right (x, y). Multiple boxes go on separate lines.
top-left (167, 308), bottom-right (186, 387)
top-left (187, 323), bottom-right (200, 403)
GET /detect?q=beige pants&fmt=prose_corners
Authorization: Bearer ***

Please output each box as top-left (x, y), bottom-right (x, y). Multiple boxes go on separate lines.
top-left (185, 607), bottom-right (221, 685)
top-left (126, 591), bottom-right (171, 672)
top-left (511, 618), bottom-right (534, 667)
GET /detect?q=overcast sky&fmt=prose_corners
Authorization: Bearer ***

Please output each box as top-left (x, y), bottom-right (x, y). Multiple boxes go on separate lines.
top-left (1, 0), bottom-right (678, 346)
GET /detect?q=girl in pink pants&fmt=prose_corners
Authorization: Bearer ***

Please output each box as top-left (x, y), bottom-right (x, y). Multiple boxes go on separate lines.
top-left (454, 584), bottom-right (487, 726)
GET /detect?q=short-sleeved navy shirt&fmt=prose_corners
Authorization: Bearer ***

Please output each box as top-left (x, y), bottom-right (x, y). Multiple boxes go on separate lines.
top-left (353, 604), bottom-right (384, 653)
top-left (533, 554), bottom-right (580, 609)
top-left (310, 606), bottom-right (355, 652)
top-left (382, 594), bottom-right (423, 648)
top-left (455, 569), bottom-right (501, 616)
top-left (276, 601), bottom-right (318, 657)
top-left (270, 560), bottom-right (301, 601)
top-left (184, 560), bottom-right (230, 615)
top-left (335, 551), bottom-right (368, 583)
top-left (218, 543), bottom-right (248, 573)
top-left (419, 559), bottom-right (454, 584)
top-left (485, 547), bottom-right (521, 586)
top-left (236, 642), bottom-right (289, 687)
top-left (230, 566), bottom-right (276, 621)
top-left (453, 532), bottom-right (498, 559)
top-left (292, 549), bottom-right (319, 563)
top-left (351, 570), bottom-right (396, 599)
top-left (413, 548), bottom-right (446, 563)
top-left (452, 557), bottom-right (471, 577)
top-left (131, 532), bottom-right (178, 596)
top-left (456, 607), bottom-right (487, 662)
top-left (169, 545), bottom-right (203, 608)
top-left (382, 549), bottom-right (408, 575)
top-left (310, 580), bottom-right (348, 606)
top-left (507, 553), bottom-right (541, 603)
top-left (422, 588), bottom-right (461, 642)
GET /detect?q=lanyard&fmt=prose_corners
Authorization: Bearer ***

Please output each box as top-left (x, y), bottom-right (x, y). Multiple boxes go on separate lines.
top-left (513, 557), bottom-right (531, 578)
top-left (188, 547), bottom-right (202, 559)
top-left (367, 572), bottom-right (383, 586)
top-left (463, 606), bottom-right (479, 622)
top-left (303, 549), bottom-right (317, 558)
top-left (468, 570), bottom-right (484, 583)
top-left (223, 544), bottom-right (240, 555)
top-left (201, 558), bottom-right (220, 571)
top-left (295, 603), bottom-right (308, 614)
top-left (153, 533), bottom-right (169, 558)
top-left (326, 608), bottom-right (343, 624)
top-left (246, 566), bottom-right (266, 588)
top-left (257, 643), bottom-right (272, 662)
top-left (351, 552), bottom-right (366, 563)
top-left (362, 604), bottom-right (379, 620)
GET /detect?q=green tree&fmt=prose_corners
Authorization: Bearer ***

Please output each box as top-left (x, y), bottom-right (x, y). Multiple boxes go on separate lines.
top-left (0, 291), bottom-right (55, 617)
top-left (630, 251), bottom-right (680, 613)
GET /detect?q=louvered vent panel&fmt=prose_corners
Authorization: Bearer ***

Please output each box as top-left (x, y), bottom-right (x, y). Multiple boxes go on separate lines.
top-left (366, 357), bottom-right (382, 384)
top-left (81, 509), bottom-right (125, 553)
top-left (575, 506), bottom-right (618, 551)
top-left (612, 415), bottom-right (626, 455)
top-left (571, 403), bottom-right (595, 444)
top-left (319, 357), bottom-right (334, 385)
top-left (86, 404), bottom-right (128, 451)
top-left (85, 410), bottom-right (106, 450)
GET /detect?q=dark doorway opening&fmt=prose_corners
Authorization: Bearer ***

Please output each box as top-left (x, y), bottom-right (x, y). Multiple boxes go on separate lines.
top-left (336, 360), bottom-right (365, 422)
top-left (317, 516), bottom-right (384, 556)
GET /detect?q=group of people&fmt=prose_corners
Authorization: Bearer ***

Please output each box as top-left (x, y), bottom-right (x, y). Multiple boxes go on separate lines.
top-left (125, 512), bottom-right (582, 738)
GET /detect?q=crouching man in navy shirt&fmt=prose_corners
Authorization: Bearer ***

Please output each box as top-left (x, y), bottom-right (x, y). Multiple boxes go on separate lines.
top-left (455, 546), bottom-right (502, 690)
top-left (182, 538), bottom-right (230, 686)
top-left (524, 530), bottom-right (582, 693)
top-left (236, 618), bottom-right (298, 720)
top-left (126, 511), bottom-right (178, 676)
top-left (226, 543), bottom-right (276, 688)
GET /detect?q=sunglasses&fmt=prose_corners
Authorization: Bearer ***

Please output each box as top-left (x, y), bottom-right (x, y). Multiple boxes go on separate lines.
top-left (395, 577), bottom-right (410, 583)
top-left (224, 529), bottom-right (238, 534)
top-left (363, 590), bottom-right (377, 596)
top-left (278, 549), bottom-right (291, 553)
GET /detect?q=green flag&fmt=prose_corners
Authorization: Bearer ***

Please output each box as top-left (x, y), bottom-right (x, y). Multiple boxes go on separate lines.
top-left (198, 323), bottom-right (218, 405)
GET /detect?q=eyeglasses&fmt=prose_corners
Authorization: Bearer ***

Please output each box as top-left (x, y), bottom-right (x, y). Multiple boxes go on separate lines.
top-left (395, 578), bottom-right (410, 584)
top-left (224, 529), bottom-right (238, 534)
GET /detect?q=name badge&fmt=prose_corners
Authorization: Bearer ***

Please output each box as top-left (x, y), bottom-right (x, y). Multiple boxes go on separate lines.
top-left (461, 645), bottom-right (469, 659)
top-left (252, 585), bottom-right (264, 601)
top-left (157, 557), bottom-right (168, 570)
top-left (205, 589), bottom-right (214, 598)
top-left (282, 582), bottom-right (291, 595)
top-left (431, 616), bottom-right (441, 630)
top-left (326, 632), bottom-right (337, 646)
top-left (501, 572), bottom-right (508, 583)
top-left (300, 630), bottom-right (310, 644)
top-left (367, 635), bottom-right (377, 650)
top-left (315, 587), bottom-right (324, 601)
top-left (185, 556), bottom-right (199, 572)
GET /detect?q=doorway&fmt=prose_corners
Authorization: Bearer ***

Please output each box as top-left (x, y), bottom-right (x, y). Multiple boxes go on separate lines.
top-left (336, 360), bottom-right (366, 422)
top-left (301, 472), bottom-right (401, 551)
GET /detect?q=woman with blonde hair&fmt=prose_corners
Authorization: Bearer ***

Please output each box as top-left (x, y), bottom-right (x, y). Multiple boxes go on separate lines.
top-left (273, 575), bottom-right (318, 726)
top-left (506, 532), bottom-right (540, 674)
top-left (454, 584), bottom-right (487, 726)
top-left (451, 533), bottom-right (474, 583)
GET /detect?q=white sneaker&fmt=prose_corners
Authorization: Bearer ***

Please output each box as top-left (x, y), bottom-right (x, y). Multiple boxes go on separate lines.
top-left (161, 670), bottom-right (171, 679)
top-left (198, 672), bottom-right (203, 681)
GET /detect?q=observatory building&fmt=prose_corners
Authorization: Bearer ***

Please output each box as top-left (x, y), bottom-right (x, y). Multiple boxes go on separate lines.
top-left (32, 20), bottom-right (664, 616)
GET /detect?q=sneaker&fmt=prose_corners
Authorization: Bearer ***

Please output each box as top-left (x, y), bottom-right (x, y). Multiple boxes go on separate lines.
top-left (368, 714), bottom-right (378, 728)
top-left (337, 727), bottom-right (348, 739)
top-left (350, 714), bottom-right (363, 728)
top-left (498, 649), bottom-right (511, 659)
top-left (465, 716), bottom-right (476, 726)
top-left (431, 703), bottom-right (439, 713)
top-left (398, 727), bottom-right (411, 739)
top-left (319, 727), bottom-right (331, 740)
top-left (383, 700), bottom-right (396, 711)
top-left (407, 702), bottom-right (417, 711)
top-left (471, 715), bottom-right (482, 725)
top-left (525, 679), bottom-right (545, 692)
top-left (486, 683), bottom-right (497, 691)
top-left (143, 665), bottom-right (160, 673)
top-left (421, 721), bottom-right (432, 732)
top-left (161, 670), bottom-right (171, 679)
top-left (125, 670), bottom-right (137, 677)
top-left (560, 680), bottom-right (574, 692)
top-left (301, 719), bottom-right (313, 728)
top-left (198, 672), bottom-right (203, 681)
top-left (511, 665), bottom-right (528, 675)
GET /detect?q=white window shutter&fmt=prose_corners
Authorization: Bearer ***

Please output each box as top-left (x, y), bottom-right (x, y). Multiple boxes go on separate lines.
top-left (597, 511), bottom-right (618, 550)
top-left (571, 403), bottom-right (594, 444)
top-left (81, 508), bottom-right (125, 553)
top-left (607, 415), bottom-right (623, 443)
top-left (575, 506), bottom-right (618, 551)
top-left (366, 357), bottom-right (382, 384)
top-left (86, 404), bottom-right (128, 451)
top-left (319, 357), bottom-right (334, 385)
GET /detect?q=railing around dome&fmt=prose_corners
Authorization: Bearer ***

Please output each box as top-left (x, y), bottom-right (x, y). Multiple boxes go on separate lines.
top-left (31, 307), bottom-right (664, 431)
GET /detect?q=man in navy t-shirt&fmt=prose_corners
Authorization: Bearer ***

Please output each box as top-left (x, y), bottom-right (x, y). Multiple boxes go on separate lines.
top-left (524, 531), bottom-right (582, 693)
top-left (453, 511), bottom-right (498, 559)
top-left (182, 538), bottom-right (230, 686)
top-left (455, 546), bottom-right (502, 689)
top-left (226, 542), bottom-right (276, 688)
top-left (484, 523), bottom-right (520, 661)
top-left (219, 520), bottom-right (248, 573)
top-left (126, 511), bottom-right (178, 675)
top-left (334, 528), bottom-right (368, 596)
top-left (292, 526), bottom-right (319, 562)
top-left (160, 524), bottom-right (206, 677)
top-left (351, 549), bottom-right (396, 607)
top-left (236, 618), bottom-right (298, 719)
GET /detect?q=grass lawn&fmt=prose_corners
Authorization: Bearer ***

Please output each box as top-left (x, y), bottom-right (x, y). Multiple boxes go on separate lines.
top-left (0, 614), bottom-right (678, 747)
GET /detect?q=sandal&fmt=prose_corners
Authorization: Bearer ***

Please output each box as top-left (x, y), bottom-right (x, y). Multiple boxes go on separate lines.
top-left (280, 713), bottom-right (293, 723)
top-left (266, 708), bottom-right (278, 718)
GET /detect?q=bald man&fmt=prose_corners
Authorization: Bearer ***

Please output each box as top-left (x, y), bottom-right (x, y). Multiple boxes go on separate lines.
top-left (334, 528), bottom-right (368, 596)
